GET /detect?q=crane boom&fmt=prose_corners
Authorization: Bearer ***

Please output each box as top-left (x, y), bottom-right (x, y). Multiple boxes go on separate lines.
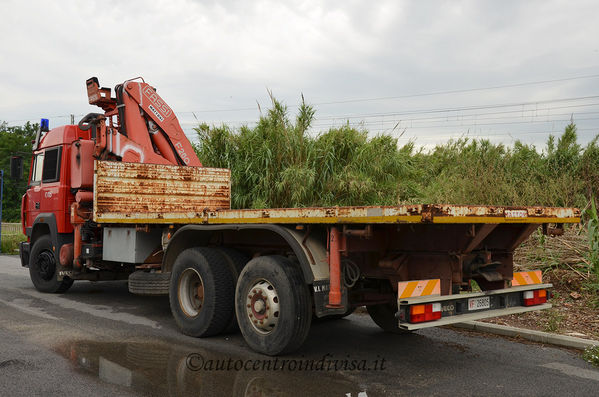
top-left (84, 77), bottom-right (202, 166)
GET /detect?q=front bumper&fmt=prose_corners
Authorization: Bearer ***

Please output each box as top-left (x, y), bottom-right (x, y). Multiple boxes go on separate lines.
top-left (19, 241), bottom-right (30, 267)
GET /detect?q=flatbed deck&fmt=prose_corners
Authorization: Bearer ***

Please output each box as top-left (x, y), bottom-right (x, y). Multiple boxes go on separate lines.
top-left (93, 161), bottom-right (580, 225)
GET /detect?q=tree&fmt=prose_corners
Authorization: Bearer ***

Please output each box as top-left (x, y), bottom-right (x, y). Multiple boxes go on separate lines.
top-left (0, 121), bottom-right (37, 221)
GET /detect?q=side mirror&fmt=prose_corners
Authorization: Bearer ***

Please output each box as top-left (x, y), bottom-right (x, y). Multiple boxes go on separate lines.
top-left (10, 156), bottom-right (23, 180)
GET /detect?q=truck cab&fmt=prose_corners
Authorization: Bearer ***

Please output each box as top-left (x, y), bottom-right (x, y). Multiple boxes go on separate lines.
top-left (20, 125), bottom-right (91, 291)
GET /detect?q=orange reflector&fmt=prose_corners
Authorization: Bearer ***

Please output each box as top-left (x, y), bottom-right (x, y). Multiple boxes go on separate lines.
top-left (409, 303), bottom-right (442, 323)
top-left (411, 305), bottom-right (425, 315)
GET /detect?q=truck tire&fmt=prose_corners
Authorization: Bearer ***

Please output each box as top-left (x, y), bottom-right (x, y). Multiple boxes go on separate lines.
top-left (128, 271), bottom-right (170, 295)
top-left (235, 255), bottom-right (312, 355)
top-left (169, 247), bottom-right (236, 337)
top-left (29, 235), bottom-right (74, 293)
top-left (218, 247), bottom-right (248, 278)
top-left (217, 248), bottom-right (249, 334)
top-left (367, 302), bottom-right (411, 334)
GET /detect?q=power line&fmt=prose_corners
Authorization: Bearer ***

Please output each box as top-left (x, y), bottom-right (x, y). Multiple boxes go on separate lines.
top-left (309, 73), bottom-right (599, 106)
top-left (313, 101), bottom-right (599, 122)
top-left (6, 73), bottom-right (599, 122)
top-left (178, 101), bottom-right (599, 129)
top-left (309, 111), bottom-right (599, 129)
top-left (396, 127), bottom-right (599, 141)
top-left (312, 116), bottom-right (599, 130)
top-left (177, 96), bottom-right (599, 128)
top-left (312, 95), bottom-right (599, 119)
top-left (175, 72), bottom-right (599, 113)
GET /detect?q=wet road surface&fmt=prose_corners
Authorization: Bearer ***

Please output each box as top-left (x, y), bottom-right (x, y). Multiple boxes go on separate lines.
top-left (1, 254), bottom-right (598, 396)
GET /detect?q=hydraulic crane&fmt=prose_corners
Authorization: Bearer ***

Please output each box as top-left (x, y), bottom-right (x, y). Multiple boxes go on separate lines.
top-left (81, 77), bottom-right (201, 167)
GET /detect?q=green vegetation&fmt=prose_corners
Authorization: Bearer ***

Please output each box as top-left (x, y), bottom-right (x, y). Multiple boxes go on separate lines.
top-left (195, 97), bottom-right (599, 288)
top-left (583, 345), bottom-right (599, 367)
top-left (195, 97), bottom-right (599, 211)
top-left (0, 233), bottom-right (26, 254)
top-left (586, 199), bottom-right (599, 274)
top-left (544, 310), bottom-right (564, 332)
top-left (0, 121), bottom-right (36, 221)
top-left (581, 200), bottom-right (599, 304)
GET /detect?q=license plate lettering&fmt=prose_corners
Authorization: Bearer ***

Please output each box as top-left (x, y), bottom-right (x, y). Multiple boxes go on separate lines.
top-left (468, 296), bottom-right (490, 311)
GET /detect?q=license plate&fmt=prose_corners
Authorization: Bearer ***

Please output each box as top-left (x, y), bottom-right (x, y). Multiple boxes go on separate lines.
top-left (468, 296), bottom-right (490, 311)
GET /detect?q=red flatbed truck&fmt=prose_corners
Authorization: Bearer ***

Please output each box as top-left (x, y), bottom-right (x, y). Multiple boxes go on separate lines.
top-left (19, 77), bottom-right (580, 355)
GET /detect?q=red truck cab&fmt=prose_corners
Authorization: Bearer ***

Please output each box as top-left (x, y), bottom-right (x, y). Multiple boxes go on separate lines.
top-left (20, 125), bottom-right (90, 270)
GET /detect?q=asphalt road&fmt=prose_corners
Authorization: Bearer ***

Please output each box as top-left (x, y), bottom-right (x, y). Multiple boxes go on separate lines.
top-left (1, 254), bottom-right (598, 397)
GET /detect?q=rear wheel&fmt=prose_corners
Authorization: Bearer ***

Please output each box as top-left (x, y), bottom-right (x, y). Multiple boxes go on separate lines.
top-left (217, 248), bottom-right (249, 333)
top-left (29, 235), bottom-right (73, 293)
top-left (169, 247), bottom-right (236, 337)
top-left (235, 255), bottom-right (311, 355)
top-left (367, 302), bottom-right (411, 334)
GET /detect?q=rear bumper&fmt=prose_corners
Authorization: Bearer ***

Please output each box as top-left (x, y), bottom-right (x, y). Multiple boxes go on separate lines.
top-left (19, 241), bottom-right (30, 267)
top-left (397, 283), bottom-right (552, 330)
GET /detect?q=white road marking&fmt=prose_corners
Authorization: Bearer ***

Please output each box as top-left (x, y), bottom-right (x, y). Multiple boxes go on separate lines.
top-left (1, 257), bottom-right (161, 329)
top-left (541, 362), bottom-right (599, 382)
top-left (17, 289), bottom-right (161, 329)
top-left (0, 298), bottom-right (59, 320)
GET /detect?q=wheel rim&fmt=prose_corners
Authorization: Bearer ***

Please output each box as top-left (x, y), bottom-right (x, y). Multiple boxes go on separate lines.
top-left (37, 250), bottom-right (56, 281)
top-left (245, 279), bottom-right (280, 334)
top-left (178, 268), bottom-right (204, 317)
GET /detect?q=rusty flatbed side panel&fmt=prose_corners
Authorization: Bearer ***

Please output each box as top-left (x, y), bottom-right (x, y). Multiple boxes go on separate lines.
top-left (202, 205), bottom-right (580, 225)
top-left (95, 204), bottom-right (579, 225)
top-left (426, 204), bottom-right (580, 223)
top-left (205, 206), bottom-right (423, 224)
top-left (93, 161), bottom-right (230, 223)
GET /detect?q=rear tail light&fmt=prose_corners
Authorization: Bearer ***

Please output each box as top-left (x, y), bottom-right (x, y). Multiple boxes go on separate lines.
top-left (523, 289), bottom-right (547, 306)
top-left (409, 302), bottom-right (442, 323)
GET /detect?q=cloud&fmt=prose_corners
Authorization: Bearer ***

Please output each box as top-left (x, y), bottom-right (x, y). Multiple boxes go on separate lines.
top-left (1, 0), bottom-right (598, 146)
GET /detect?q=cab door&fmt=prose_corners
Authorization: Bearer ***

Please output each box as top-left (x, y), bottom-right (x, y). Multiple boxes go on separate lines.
top-left (25, 146), bottom-right (63, 228)
top-left (38, 146), bottom-right (62, 217)
top-left (25, 151), bottom-right (44, 228)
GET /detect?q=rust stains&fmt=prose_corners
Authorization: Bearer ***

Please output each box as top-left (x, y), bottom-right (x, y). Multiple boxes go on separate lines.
top-left (94, 161), bottom-right (230, 222)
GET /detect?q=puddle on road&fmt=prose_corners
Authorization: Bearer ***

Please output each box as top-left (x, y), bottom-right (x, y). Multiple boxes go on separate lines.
top-left (53, 339), bottom-right (385, 397)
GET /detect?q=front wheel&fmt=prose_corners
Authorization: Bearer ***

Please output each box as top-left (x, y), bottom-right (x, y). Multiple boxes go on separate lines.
top-left (29, 235), bottom-right (73, 293)
top-left (235, 256), bottom-right (312, 356)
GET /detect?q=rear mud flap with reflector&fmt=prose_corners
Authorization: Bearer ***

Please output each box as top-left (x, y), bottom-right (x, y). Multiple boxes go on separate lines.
top-left (397, 279), bottom-right (440, 299)
top-left (512, 270), bottom-right (542, 286)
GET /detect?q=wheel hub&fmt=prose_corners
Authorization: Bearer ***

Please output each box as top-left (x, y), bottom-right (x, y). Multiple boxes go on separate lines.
top-left (246, 279), bottom-right (280, 334)
top-left (178, 268), bottom-right (204, 317)
top-left (37, 251), bottom-right (56, 281)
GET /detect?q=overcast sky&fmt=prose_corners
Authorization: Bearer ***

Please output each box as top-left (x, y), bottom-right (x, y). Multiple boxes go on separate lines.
top-left (1, 0), bottom-right (598, 148)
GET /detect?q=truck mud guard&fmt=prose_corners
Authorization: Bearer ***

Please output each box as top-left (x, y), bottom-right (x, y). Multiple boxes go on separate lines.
top-left (30, 213), bottom-right (73, 266)
top-left (163, 224), bottom-right (315, 284)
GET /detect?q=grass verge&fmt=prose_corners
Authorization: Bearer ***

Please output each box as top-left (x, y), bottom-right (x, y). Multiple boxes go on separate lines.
top-left (0, 234), bottom-right (26, 254)
top-left (583, 346), bottom-right (599, 367)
